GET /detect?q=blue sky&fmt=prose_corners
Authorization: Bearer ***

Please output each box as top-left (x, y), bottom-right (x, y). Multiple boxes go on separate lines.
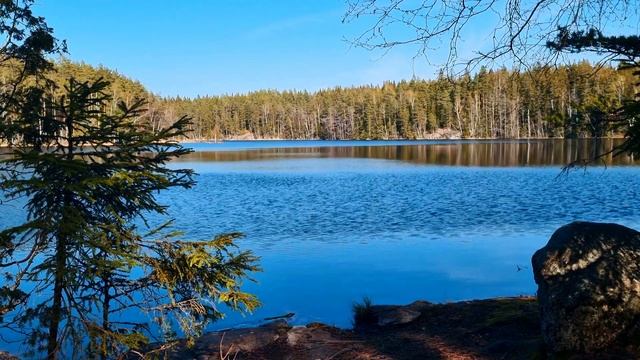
top-left (34, 1), bottom-right (639, 98)
top-left (35, 0), bottom-right (437, 97)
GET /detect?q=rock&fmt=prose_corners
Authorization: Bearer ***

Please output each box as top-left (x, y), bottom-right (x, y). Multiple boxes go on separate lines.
top-left (286, 325), bottom-right (333, 347)
top-left (286, 326), bottom-right (306, 346)
top-left (370, 300), bottom-right (431, 326)
top-left (532, 221), bottom-right (640, 352)
top-left (285, 324), bottom-right (361, 359)
top-left (264, 312), bottom-right (295, 321)
top-left (422, 128), bottom-right (462, 140)
top-left (0, 352), bottom-right (18, 360)
top-left (228, 130), bottom-right (255, 140)
top-left (193, 320), bottom-right (290, 355)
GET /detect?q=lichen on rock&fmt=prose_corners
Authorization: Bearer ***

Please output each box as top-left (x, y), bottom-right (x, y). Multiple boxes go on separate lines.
top-left (532, 221), bottom-right (640, 353)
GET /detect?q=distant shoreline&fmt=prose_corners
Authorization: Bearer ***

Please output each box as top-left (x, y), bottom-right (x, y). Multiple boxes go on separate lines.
top-left (0, 136), bottom-right (627, 149)
top-left (179, 136), bottom-right (623, 144)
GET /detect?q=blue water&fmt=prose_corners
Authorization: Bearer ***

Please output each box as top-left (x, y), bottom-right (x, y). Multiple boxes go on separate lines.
top-left (2, 139), bottom-right (640, 351)
top-left (161, 141), bottom-right (640, 329)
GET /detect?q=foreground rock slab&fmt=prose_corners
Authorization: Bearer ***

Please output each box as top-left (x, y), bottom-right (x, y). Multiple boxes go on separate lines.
top-left (163, 320), bottom-right (290, 359)
top-left (369, 300), bottom-right (432, 326)
top-left (285, 323), bottom-right (365, 359)
top-left (532, 221), bottom-right (640, 353)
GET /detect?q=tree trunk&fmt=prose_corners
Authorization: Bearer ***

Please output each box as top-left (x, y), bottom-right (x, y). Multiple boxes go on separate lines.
top-left (48, 116), bottom-right (75, 360)
top-left (101, 272), bottom-right (111, 360)
top-left (47, 232), bottom-right (66, 360)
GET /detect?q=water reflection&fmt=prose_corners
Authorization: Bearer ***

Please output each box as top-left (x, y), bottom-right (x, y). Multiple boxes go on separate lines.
top-left (3, 138), bottom-right (640, 342)
top-left (177, 139), bottom-right (638, 166)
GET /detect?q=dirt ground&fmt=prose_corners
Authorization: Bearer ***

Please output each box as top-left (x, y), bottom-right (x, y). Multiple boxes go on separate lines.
top-left (249, 297), bottom-right (543, 360)
top-left (251, 298), bottom-right (640, 360)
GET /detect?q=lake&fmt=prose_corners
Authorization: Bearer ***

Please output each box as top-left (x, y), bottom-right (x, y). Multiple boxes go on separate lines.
top-left (162, 139), bottom-right (640, 329)
top-left (2, 139), bottom-right (640, 335)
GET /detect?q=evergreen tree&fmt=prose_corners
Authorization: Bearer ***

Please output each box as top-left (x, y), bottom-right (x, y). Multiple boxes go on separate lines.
top-left (0, 0), bottom-right (62, 144)
top-left (548, 29), bottom-right (640, 165)
top-left (0, 78), bottom-right (259, 359)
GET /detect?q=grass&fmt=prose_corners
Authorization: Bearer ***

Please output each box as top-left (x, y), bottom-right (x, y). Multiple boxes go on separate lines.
top-left (352, 296), bottom-right (377, 328)
top-left (482, 298), bottom-right (538, 328)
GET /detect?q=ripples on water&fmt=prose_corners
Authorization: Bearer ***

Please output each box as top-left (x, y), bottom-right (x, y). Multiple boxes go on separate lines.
top-left (161, 139), bottom-right (640, 328)
top-left (166, 164), bottom-right (640, 244)
top-left (2, 139), bottom-right (640, 331)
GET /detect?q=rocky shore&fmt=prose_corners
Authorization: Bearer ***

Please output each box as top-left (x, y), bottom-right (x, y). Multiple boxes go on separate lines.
top-left (148, 296), bottom-right (639, 360)
top-left (4, 296), bottom-right (637, 359)
top-left (155, 297), bottom-right (541, 360)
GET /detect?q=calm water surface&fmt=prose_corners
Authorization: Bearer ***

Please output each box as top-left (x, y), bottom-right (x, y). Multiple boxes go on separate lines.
top-left (163, 139), bottom-right (640, 328)
top-left (2, 139), bottom-right (640, 334)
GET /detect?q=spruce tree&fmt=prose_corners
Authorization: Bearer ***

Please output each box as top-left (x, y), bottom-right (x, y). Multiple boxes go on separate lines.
top-left (0, 78), bottom-right (259, 359)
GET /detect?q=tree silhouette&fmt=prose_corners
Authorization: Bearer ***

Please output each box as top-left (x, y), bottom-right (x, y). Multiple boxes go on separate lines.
top-left (0, 0), bottom-right (63, 144)
top-left (548, 28), bottom-right (640, 166)
top-left (342, 0), bottom-right (638, 73)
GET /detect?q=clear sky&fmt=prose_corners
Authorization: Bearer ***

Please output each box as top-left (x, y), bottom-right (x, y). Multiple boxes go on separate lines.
top-left (34, 0), bottom-right (438, 98)
top-left (34, 1), bottom-right (639, 98)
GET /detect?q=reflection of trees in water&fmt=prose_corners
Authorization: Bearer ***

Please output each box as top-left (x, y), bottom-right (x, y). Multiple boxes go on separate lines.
top-left (177, 139), bottom-right (637, 166)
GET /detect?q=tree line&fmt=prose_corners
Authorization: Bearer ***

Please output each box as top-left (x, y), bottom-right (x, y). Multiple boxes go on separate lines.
top-left (38, 60), bottom-right (637, 141)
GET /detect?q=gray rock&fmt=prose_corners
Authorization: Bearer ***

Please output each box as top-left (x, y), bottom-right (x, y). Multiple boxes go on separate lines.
top-left (532, 221), bottom-right (640, 352)
top-left (286, 326), bottom-right (310, 346)
top-left (286, 325), bottom-right (336, 347)
top-left (194, 320), bottom-right (290, 355)
top-left (370, 300), bottom-right (431, 326)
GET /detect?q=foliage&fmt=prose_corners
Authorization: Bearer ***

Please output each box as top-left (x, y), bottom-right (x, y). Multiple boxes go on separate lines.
top-left (5, 60), bottom-right (636, 142)
top-left (0, 3), bottom-right (259, 358)
top-left (0, 0), bottom-right (63, 144)
top-left (341, 0), bottom-right (640, 162)
top-left (547, 29), bottom-right (640, 166)
top-left (0, 78), bottom-right (259, 359)
top-left (159, 63), bottom-right (635, 140)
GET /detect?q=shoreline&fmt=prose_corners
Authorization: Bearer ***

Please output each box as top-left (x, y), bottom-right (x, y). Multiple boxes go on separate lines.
top-left (4, 297), bottom-right (541, 359)
top-left (145, 295), bottom-right (636, 359)
top-left (5, 295), bottom-right (636, 358)
top-left (0, 293), bottom-right (545, 359)
top-left (0, 136), bottom-right (626, 149)
top-left (179, 136), bottom-right (623, 143)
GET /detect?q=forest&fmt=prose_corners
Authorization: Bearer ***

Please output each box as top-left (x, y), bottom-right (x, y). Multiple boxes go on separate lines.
top-left (40, 60), bottom-right (637, 141)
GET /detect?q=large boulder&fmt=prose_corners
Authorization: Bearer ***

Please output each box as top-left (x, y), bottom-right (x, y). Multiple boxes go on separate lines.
top-left (532, 221), bottom-right (640, 352)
